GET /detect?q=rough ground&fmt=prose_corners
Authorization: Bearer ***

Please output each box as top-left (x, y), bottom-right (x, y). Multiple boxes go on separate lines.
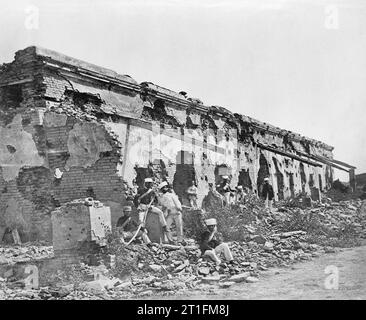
top-left (1, 198), bottom-right (365, 300)
top-left (155, 244), bottom-right (366, 300)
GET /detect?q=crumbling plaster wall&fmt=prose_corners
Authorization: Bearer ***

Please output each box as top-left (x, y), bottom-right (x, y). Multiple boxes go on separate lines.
top-left (242, 130), bottom-right (330, 200)
top-left (0, 108), bottom-right (126, 241)
top-left (111, 120), bottom-right (239, 206)
top-left (0, 100), bottom-right (332, 242)
top-left (0, 46), bottom-right (335, 242)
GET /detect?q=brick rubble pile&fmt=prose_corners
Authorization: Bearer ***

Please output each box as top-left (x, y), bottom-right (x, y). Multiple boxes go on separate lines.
top-left (0, 198), bottom-right (365, 300)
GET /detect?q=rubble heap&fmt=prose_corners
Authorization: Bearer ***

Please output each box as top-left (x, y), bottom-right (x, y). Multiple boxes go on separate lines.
top-left (1, 198), bottom-right (365, 300)
top-left (0, 244), bottom-right (53, 265)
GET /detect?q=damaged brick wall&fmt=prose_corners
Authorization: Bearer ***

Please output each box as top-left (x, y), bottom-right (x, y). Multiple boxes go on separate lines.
top-left (0, 46), bottom-right (335, 242)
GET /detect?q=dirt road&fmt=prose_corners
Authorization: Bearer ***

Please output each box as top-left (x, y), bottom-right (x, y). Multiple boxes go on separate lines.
top-left (158, 245), bottom-right (366, 300)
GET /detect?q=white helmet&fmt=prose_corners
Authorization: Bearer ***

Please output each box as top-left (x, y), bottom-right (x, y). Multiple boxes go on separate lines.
top-left (54, 168), bottom-right (63, 179)
top-left (205, 218), bottom-right (217, 226)
top-left (158, 181), bottom-right (169, 189)
top-left (144, 178), bottom-right (153, 183)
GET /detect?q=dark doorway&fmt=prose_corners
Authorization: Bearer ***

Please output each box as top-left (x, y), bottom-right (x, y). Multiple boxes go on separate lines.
top-left (173, 151), bottom-right (196, 202)
top-left (151, 159), bottom-right (169, 181)
top-left (325, 165), bottom-right (333, 189)
top-left (299, 163), bottom-right (306, 193)
top-left (318, 174), bottom-right (323, 191)
top-left (257, 153), bottom-right (270, 193)
top-left (238, 169), bottom-right (252, 190)
top-left (134, 165), bottom-right (154, 189)
top-left (272, 157), bottom-right (284, 200)
top-left (309, 173), bottom-right (314, 187)
top-left (214, 164), bottom-right (230, 186)
top-left (289, 173), bottom-right (295, 197)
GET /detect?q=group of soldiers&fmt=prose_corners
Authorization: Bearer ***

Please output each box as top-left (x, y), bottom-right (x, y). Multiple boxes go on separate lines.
top-left (115, 175), bottom-right (275, 265)
top-left (117, 178), bottom-right (185, 246)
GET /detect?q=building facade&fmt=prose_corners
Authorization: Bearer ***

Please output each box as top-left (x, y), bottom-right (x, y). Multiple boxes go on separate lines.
top-left (0, 46), bottom-right (335, 242)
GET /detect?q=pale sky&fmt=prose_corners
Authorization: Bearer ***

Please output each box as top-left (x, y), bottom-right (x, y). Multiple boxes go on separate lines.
top-left (1, 0), bottom-right (365, 180)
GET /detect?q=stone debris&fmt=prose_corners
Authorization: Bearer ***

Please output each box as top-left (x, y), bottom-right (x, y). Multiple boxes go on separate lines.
top-left (229, 272), bottom-right (250, 283)
top-left (0, 244), bottom-right (53, 264)
top-left (245, 276), bottom-right (259, 283)
top-left (219, 281), bottom-right (236, 288)
top-left (149, 264), bottom-right (163, 272)
top-left (200, 275), bottom-right (221, 284)
top-left (0, 198), bottom-right (365, 299)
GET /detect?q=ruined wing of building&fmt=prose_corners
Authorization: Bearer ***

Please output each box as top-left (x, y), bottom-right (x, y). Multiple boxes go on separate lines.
top-left (0, 46), bottom-right (356, 242)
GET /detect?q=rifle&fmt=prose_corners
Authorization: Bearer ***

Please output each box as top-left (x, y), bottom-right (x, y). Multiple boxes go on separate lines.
top-left (126, 197), bottom-right (154, 246)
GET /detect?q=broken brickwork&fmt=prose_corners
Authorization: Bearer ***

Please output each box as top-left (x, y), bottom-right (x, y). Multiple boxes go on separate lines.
top-left (0, 46), bottom-right (337, 242)
top-left (51, 199), bottom-right (111, 254)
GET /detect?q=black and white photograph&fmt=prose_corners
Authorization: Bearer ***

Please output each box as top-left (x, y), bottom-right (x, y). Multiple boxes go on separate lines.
top-left (0, 0), bottom-right (365, 306)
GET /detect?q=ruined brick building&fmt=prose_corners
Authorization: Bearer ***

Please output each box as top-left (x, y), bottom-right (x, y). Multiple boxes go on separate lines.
top-left (0, 46), bottom-right (356, 242)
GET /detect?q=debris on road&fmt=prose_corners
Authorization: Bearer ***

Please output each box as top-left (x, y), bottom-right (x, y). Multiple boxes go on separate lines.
top-left (1, 198), bottom-right (365, 299)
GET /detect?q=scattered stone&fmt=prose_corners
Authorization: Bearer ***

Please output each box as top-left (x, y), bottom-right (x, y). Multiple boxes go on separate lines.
top-left (174, 264), bottom-right (187, 273)
top-left (200, 275), bottom-right (221, 284)
top-left (149, 264), bottom-right (162, 272)
top-left (263, 241), bottom-right (274, 251)
top-left (325, 247), bottom-right (336, 253)
top-left (245, 276), bottom-right (259, 283)
top-left (251, 235), bottom-right (267, 244)
top-left (80, 281), bottom-right (107, 293)
top-left (219, 281), bottom-right (236, 288)
top-left (229, 272), bottom-right (250, 283)
top-left (198, 267), bottom-right (210, 276)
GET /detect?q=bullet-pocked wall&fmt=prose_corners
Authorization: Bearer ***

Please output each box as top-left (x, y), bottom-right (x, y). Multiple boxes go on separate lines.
top-left (0, 46), bottom-right (334, 242)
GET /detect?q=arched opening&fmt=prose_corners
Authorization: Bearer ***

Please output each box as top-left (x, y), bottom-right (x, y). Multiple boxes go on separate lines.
top-left (134, 165), bottom-right (154, 189)
top-left (325, 165), bottom-right (333, 189)
top-left (318, 174), bottom-right (323, 191)
top-left (214, 164), bottom-right (230, 186)
top-left (173, 151), bottom-right (196, 203)
top-left (299, 163), bottom-right (306, 193)
top-left (272, 157), bottom-right (284, 200)
top-left (309, 173), bottom-right (315, 187)
top-left (238, 169), bottom-right (252, 190)
top-left (257, 153), bottom-right (270, 192)
top-left (288, 172), bottom-right (295, 197)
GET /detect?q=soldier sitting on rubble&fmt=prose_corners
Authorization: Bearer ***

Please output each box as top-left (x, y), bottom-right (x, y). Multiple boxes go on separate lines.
top-left (134, 177), bottom-right (173, 243)
top-left (116, 206), bottom-right (152, 245)
top-left (199, 218), bottom-right (234, 265)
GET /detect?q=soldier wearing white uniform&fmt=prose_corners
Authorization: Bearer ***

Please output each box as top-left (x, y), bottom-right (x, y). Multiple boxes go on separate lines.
top-left (158, 181), bottom-right (185, 245)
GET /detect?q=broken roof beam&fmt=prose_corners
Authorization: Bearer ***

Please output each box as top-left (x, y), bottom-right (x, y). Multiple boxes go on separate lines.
top-left (326, 158), bottom-right (356, 170)
top-left (256, 143), bottom-right (322, 167)
top-left (296, 151), bottom-right (350, 173)
top-left (309, 155), bottom-right (351, 172)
